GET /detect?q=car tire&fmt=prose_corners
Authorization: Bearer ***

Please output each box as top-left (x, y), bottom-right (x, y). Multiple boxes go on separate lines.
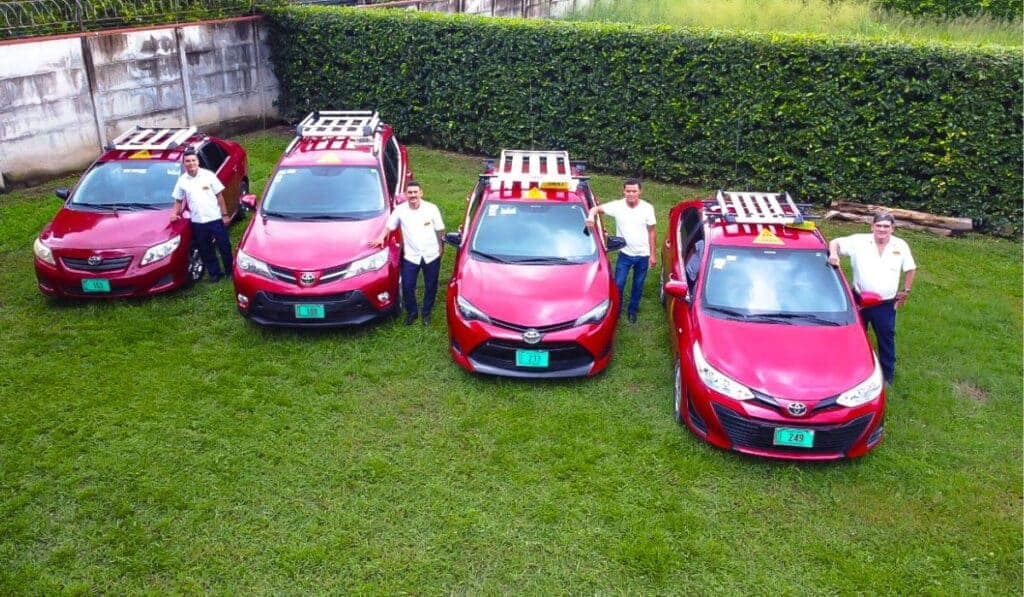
top-left (185, 245), bottom-right (204, 287)
top-left (233, 179), bottom-right (250, 224)
top-left (673, 360), bottom-right (685, 426)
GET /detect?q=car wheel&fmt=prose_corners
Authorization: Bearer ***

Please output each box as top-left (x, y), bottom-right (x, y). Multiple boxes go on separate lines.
top-left (185, 245), bottom-right (204, 286)
top-left (233, 179), bottom-right (250, 224)
top-left (673, 360), bottom-right (685, 425)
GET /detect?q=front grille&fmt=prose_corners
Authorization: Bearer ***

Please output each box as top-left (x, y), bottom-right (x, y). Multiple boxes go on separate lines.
top-left (469, 339), bottom-right (592, 373)
top-left (712, 404), bottom-right (873, 455)
top-left (61, 255), bottom-right (132, 272)
top-left (267, 265), bottom-right (296, 284)
top-left (250, 290), bottom-right (385, 326)
top-left (688, 398), bottom-right (708, 434)
top-left (488, 316), bottom-right (578, 334)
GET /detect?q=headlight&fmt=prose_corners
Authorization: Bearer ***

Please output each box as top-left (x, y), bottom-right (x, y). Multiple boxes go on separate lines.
top-left (693, 342), bottom-right (754, 401)
top-left (574, 299), bottom-right (610, 327)
top-left (341, 248), bottom-right (388, 280)
top-left (456, 295), bottom-right (491, 323)
top-left (33, 238), bottom-right (55, 265)
top-left (236, 249), bottom-right (274, 280)
top-left (140, 235), bottom-right (181, 266)
top-left (836, 356), bottom-right (884, 407)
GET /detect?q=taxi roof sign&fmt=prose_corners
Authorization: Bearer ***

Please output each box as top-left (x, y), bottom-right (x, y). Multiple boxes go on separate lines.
top-left (752, 227), bottom-right (786, 245)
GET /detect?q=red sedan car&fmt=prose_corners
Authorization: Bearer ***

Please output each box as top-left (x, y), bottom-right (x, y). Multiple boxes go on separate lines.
top-left (662, 191), bottom-right (885, 460)
top-left (445, 150), bottom-right (625, 378)
top-left (232, 110), bottom-right (412, 326)
top-left (33, 127), bottom-right (248, 298)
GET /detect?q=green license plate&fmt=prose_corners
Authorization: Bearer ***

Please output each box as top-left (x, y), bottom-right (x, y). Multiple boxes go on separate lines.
top-left (773, 427), bottom-right (815, 448)
top-left (81, 278), bottom-right (111, 293)
top-left (294, 304), bottom-right (325, 319)
top-left (515, 349), bottom-right (549, 368)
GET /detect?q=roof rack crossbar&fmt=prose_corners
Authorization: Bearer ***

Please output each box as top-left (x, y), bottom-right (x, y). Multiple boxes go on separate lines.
top-left (108, 125), bottom-right (197, 151)
top-left (712, 190), bottom-right (811, 225)
top-left (489, 149), bottom-right (578, 191)
top-left (296, 110), bottom-right (380, 141)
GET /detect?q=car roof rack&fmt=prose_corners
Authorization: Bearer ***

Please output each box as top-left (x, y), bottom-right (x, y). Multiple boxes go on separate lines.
top-left (708, 190), bottom-right (816, 225)
top-left (106, 126), bottom-right (197, 151)
top-left (292, 110), bottom-right (383, 155)
top-left (489, 149), bottom-right (579, 192)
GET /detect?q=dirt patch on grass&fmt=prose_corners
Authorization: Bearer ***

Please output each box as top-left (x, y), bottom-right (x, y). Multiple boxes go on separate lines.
top-left (954, 380), bottom-right (988, 403)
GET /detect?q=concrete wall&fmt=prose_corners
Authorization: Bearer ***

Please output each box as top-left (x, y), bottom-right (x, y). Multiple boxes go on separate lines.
top-left (0, 17), bottom-right (279, 188)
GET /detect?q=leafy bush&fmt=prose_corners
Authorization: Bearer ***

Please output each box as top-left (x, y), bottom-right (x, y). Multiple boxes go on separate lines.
top-left (265, 7), bottom-right (1022, 235)
top-left (873, 0), bottom-right (1021, 21)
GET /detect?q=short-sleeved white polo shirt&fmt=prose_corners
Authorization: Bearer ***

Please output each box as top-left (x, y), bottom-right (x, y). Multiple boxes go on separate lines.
top-left (171, 168), bottom-right (224, 224)
top-left (601, 198), bottom-right (657, 257)
top-left (387, 200), bottom-right (446, 264)
top-left (835, 233), bottom-right (916, 300)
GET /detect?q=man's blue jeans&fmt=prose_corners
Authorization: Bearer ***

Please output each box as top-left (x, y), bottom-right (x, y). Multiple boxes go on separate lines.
top-left (614, 253), bottom-right (649, 317)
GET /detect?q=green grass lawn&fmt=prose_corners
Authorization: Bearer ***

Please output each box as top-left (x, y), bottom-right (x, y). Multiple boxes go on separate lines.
top-left (0, 129), bottom-right (1020, 593)
top-left (565, 0), bottom-right (1022, 47)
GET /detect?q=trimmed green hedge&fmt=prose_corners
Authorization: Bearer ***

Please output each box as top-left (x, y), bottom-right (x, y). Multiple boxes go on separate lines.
top-left (873, 0), bottom-right (1021, 21)
top-left (265, 7), bottom-right (1022, 235)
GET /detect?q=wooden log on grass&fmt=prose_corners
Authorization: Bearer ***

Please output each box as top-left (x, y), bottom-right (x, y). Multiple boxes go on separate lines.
top-left (825, 210), bottom-right (955, 237)
top-left (831, 201), bottom-right (973, 232)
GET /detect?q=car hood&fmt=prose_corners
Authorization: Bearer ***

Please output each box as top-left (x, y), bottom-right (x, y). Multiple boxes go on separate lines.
top-left (458, 257), bottom-right (611, 326)
top-left (242, 214), bottom-right (387, 269)
top-left (41, 206), bottom-right (178, 250)
top-left (695, 312), bottom-right (876, 401)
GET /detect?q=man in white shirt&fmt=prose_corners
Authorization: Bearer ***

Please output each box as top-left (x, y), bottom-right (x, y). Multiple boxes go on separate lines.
top-left (828, 212), bottom-right (917, 385)
top-left (170, 148), bottom-right (232, 282)
top-left (371, 181), bottom-right (446, 326)
top-left (586, 178), bottom-right (657, 324)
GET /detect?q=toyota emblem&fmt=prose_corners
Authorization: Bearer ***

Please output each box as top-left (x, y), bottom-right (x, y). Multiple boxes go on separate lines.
top-left (299, 272), bottom-right (316, 286)
top-left (87, 255), bottom-right (102, 265)
top-left (787, 402), bottom-right (808, 417)
top-left (522, 329), bottom-right (542, 345)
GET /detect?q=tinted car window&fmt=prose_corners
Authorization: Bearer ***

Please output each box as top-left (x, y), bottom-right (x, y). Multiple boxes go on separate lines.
top-left (71, 161), bottom-right (180, 207)
top-left (383, 138), bottom-right (400, 197)
top-left (261, 166), bottom-right (385, 219)
top-left (701, 246), bottom-right (855, 324)
top-left (199, 142), bottom-right (228, 172)
top-left (469, 201), bottom-right (596, 264)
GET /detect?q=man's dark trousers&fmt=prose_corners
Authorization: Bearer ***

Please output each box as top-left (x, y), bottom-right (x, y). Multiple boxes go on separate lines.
top-left (614, 253), bottom-right (650, 317)
top-left (191, 219), bottom-right (232, 277)
top-left (861, 301), bottom-right (897, 383)
top-left (401, 257), bottom-right (441, 317)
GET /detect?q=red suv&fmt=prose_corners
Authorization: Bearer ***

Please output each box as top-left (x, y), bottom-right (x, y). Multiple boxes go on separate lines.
top-left (662, 191), bottom-right (885, 460)
top-left (445, 150), bottom-right (625, 378)
top-left (33, 127), bottom-right (248, 298)
top-left (232, 110), bottom-right (411, 326)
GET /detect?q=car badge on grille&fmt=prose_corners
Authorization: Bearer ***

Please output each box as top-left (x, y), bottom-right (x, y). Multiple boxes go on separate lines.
top-left (522, 329), bottom-right (542, 345)
top-left (87, 255), bottom-right (102, 265)
top-left (787, 402), bottom-right (808, 417)
top-left (299, 272), bottom-right (316, 287)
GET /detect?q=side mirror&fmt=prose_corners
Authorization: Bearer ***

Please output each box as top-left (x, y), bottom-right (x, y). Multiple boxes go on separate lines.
top-left (443, 232), bottom-right (462, 248)
top-left (857, 291), bottom-right (884, 308)
top-left (55, 188), bottom-right (70, 200)
top-left (394, 192), bottom-right (407, 206)
top-left (239, 193), bottom-right (257, 210)
top-left (606, 236), bottom-right (627, 252)
top-left (664, 280), bottom-right (690, 300)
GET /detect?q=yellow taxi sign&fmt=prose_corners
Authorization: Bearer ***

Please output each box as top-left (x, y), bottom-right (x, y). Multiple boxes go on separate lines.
top-left (784, 221), bottom-right (816, 231)
top-left (752, 227), bottom-right (785, 245)
top-left (128, 150), bottom-right (152, 159)
top-left (316, 152), bottom-right (342, 164)
top-left (524, 186), bottom-right (546, 200)
top-left (538, 180), bottom-right (569, 191)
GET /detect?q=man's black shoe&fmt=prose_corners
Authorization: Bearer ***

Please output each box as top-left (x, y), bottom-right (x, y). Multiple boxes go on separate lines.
top-left (628, 312), bottom-right (638, 324)
top-left (404, 313), bottom-right (418, 326)
top-left (208, 274), bottom-right (223, 284)
top-left (422, 313), bottom-right (432, 326)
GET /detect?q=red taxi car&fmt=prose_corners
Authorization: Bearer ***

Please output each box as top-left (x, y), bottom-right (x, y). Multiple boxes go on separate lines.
top-left (445, 150), bottom-right (626, 378)
top-left (33, 126), bottom-right (248, 298)
top-left (233, 110), bottom-right (412, 326)
top-left (662, 191), bottom-right (885, 460)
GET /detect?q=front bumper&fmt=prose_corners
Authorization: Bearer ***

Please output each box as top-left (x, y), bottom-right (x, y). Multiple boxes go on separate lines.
top-left (34, 247), bottom-right (188, 299)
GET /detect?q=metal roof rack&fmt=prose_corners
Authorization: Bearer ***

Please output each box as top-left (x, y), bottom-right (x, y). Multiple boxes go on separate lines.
top-left (107, 126), bottom-right (197, 151)
top-left (292, 110), bottom-right (383, 155)
top-left (489, 150), bottom-right (579, 191)
top-left (709, 190), bottom-right (815, 225)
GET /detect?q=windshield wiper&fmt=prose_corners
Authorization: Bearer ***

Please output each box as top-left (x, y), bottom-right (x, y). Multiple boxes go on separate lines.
top-left (75, 202), bottom-right (122, 211)
top-left (301, 214), bottom-right (362, 221)
top-left (470, 249), bottom-right (513, 264)
top-left (117, 202), bottom-right (166, 210)
top-left (702, 305), bottom-right (750, 319)
top-left (262, 210), bottom-right (303, 219)
top-left (750, 312), bottom-right (842, 326)
top-left (508, 256), bottom-right (573, 264)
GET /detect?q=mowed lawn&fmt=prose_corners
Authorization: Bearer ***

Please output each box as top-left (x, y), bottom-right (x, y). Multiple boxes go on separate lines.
top-left (0, 129), bottom-right (1020, 593)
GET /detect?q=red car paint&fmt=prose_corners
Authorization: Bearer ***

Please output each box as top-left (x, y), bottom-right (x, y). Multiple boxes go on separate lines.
top-left (33, 133), bottom-right (248, 298)
top-left (445, 151), bottom-right (622, 378)
top-left (232, 111), bottom-right (412, 327)
top-left (662, 194), bottom-right (886, 460)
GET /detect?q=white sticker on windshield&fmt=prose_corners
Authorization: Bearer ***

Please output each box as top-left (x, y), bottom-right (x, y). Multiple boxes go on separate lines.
top-left (499, 207), bottom-right (517, 215)
top-left (123, 168), bottom-right (147, 174)
top-left (488, 205), bottom-right (499, 217)
top-left (712, 258), bottom-right (727, 269)
top-left (166, 167), bottom-right (180, 175)
top-left (280, 169), bottom-right (297, 175)
top-left (725, 255), bottom-right (737, 261)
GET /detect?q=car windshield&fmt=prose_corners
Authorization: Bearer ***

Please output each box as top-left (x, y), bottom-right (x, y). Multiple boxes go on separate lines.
top-left (469, 201), bottom-right (597, 264)
top-left (261, 166), bottom-right (385, 219)
top-left (701, 246), bottom-right (855, 325)
top-left (71, 161), bottom-right (180, 208)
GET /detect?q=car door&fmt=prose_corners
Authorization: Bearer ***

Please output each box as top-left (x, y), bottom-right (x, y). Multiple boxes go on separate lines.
top-left (198, 140), bottom-right (241, 216)
top-left (667, 201), bottom-right (704, 353)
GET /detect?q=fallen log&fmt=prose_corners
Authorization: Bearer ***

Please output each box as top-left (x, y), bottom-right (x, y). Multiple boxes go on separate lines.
top-left (825, 210), bottom-right (955, 237)
top-left (831, 201), bottom-right (973, 232)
